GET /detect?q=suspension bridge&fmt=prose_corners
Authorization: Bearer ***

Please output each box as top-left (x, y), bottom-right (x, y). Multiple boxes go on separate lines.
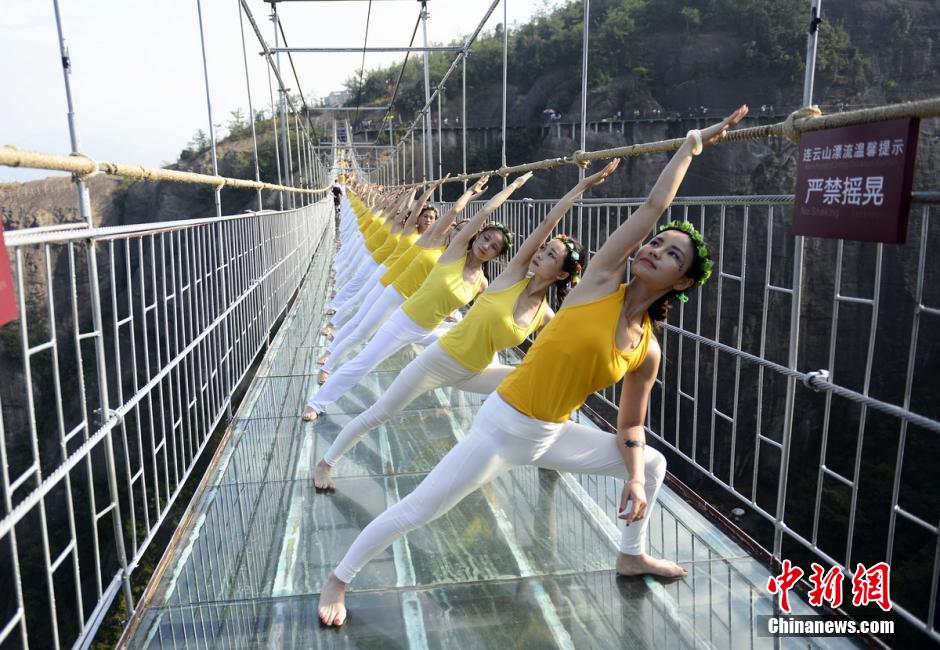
top-left (1, 0), bottom-right (939, 648)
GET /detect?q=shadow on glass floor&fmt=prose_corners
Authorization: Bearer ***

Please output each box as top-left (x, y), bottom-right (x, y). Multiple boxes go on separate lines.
top-left (123, 271), bottom-right (862, 649)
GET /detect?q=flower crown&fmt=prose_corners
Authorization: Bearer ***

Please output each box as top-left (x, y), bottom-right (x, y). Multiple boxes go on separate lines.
top-left (553, 233), bottom-right (583, 285)
top-left (657, 220), bottom-right (714, 287)
top-left (482, 222), bottom-right (515, 253)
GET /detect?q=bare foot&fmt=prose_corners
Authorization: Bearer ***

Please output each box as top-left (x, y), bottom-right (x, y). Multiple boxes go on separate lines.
top-left (302, 406), bottom-right (318, 422)
top-left (318, 573), bottom-right (348, 626)
top-left (317, 351), bottom-right (331, 365)
top-left (616, 552), bottom-right (687, 578)
top-left (322, 323), bottom-right (335, 338)
top-left (318, 369), bottom-right (330, 385)
top-left (314, 459), bottom-right (336, 491)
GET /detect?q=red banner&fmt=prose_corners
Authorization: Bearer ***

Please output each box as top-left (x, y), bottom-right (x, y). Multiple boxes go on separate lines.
top-left (793, 117), bottom-right (919, 244)
top-left (0, 221), bottom-right (18, 327)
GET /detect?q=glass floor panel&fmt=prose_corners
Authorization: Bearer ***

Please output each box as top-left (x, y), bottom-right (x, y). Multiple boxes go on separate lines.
top-left (123, 268), bottom-right (861, 649)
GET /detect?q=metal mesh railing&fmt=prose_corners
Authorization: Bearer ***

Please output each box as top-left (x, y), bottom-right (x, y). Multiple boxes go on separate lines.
top-left (442, 194), bottom-right (940, 641)
top-left (0, 201), bottom-right (333, 648)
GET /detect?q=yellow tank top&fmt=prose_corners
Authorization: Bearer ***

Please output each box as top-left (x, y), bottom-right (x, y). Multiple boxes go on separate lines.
top-left (390, 245), bottom-right (444, 297)
top-left (364, 222), bottom-right (390, 255)
top-left (498, 284), bottom-right (652, 423)
top-left (383, 231), bottom-right (419, 269)
top-left (381, 244), bottom-right (422, 287)
top-left (372, 230), bottom-right (401, 264)
top-left (438, 278), bottom-right (548, 373)
top-left (363, 216), bottom-right (384, 239)
top-left (401, 256), bottom-right (484, 331)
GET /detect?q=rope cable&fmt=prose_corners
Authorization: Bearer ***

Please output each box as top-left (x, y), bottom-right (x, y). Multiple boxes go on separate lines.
top-left (0, 145), bottom-right (329, 194)
top-left (383, 97), bottom-right (940, 188)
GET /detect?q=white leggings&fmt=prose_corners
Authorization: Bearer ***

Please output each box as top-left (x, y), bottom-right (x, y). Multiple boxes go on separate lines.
top-left (331, 257), bottom-right (379, 310)
top-left (335, 238), bottom-right (369, 286)
top-left (324, 342), bottom-right (513, 465)
top-left (334, 392), bottom-right (667, 583)
top-left (325, 285), bottom-right (405, 372)
top-left (308, 308), bottom-right (439, 413)
top-left (335, 230), bottom-right (362, 267)
top-left (331, 265), bottom-right (387, 329)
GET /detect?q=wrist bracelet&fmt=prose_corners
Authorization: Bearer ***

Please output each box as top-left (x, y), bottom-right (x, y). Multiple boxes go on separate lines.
top-left (686, 129), bottom-right (703, 156)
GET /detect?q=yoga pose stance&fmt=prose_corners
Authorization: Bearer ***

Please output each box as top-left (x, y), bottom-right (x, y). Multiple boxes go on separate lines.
top-left (312, 160), bottom-right (620, 491)
top-left (322, 182), bottom-right (439, 340)
top-left (303, 173), bottom-right (532, 421)
top-left (315, 176), bottom-right (487, 384)
top-left (317, 105), bottom-right (748, 626)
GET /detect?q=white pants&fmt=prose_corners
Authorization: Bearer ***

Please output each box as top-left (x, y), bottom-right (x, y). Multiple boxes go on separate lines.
top-left (325, 285), bottom-right (404, 371)
top-left (335, 244), bottom-right (368, 288)
top-left (332, 265), bottom-right (387, 329)
top-left (336, 235), bottom-right (369, 282)
top-left (333, 392), bottom-right (667, 583)
top-left (331, 257), bottom-right (379, 310)
top-left (308, 308), bottom-right (454, 413)
top-left (324, 342), bottom-right (513, 465)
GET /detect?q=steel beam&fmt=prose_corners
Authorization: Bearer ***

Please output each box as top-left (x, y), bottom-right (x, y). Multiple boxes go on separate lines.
top-left (269, 46), bottom-right (460, 53)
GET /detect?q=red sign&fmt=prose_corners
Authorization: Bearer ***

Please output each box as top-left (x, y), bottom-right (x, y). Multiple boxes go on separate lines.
top-left (0, 221), bottom-right (18, 327)
top-left (793, 117), bottom-right (919, 244)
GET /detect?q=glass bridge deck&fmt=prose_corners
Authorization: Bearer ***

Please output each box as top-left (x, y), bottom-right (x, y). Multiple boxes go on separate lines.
top-left (122, 266), bottom-right (860, 649)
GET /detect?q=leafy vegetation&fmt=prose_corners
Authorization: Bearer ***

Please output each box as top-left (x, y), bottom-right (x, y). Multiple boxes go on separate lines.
top-left (342, 0), bottom-right (869, 128)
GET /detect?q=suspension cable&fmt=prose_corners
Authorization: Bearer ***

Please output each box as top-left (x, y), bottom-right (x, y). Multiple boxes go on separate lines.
top-left (237, 0), bottom-right (263, 210)
top-left (372, 11), bottom-right (422, 147)
top-left (352, 0), bottom-right (374, 129)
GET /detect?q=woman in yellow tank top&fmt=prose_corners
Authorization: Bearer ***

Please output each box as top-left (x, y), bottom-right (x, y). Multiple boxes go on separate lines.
top-left (318, 106), bottom-right (749, 626)
top-left (311, 164), bottom-right (622, 491)
top-left (303, 173), bottom-right (532, 421)
top-left (316, 177), bottom-right (486, 381)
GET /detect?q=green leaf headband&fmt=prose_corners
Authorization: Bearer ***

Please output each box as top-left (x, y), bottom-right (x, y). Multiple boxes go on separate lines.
top-left (657, 220), bottom-right (714, 297)
top-left (553, 233), bottom-right (583, 285)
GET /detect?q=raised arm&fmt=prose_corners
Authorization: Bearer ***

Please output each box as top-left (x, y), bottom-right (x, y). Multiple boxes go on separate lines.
top-left (403, 180), bottom-right (441, 233)
top-left (576, 105), bottom-right (748, 296)
top-left (418, 175), bottom-right (486, 245)
top-left (395, 188), bottom-right (423, 232)
top-left (389, 189), bottom-right (417, 232)
top-left (504, 160), bottom-right (620, 275)
top-left (440, 173), bottom-right (533, 261)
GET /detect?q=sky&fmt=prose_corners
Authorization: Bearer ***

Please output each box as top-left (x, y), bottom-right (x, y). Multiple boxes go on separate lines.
top-left (0, 0), bottom-right (554, 183)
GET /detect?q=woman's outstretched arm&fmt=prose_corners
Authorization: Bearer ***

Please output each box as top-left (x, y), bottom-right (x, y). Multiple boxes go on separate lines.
top-left (575, 105), bottom-right (748, 296)
top-left (440, 173), bottom-right (533, 262)
top-left (391, 188), bottom-right (419, 233)
top-left (419, 175), bottom-right (487, 245)
top-left (502, 160), bottom-right (620, 277)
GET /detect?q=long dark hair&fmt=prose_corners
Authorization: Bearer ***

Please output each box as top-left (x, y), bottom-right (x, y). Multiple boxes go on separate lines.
top-left (550, 235), bottom-right (586, 311)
